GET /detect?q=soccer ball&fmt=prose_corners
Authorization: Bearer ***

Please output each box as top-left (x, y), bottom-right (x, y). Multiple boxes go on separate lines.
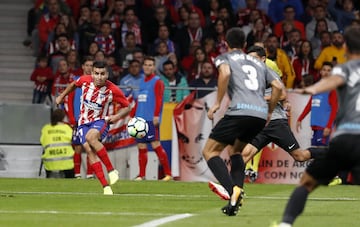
top-left (127, 117), bottom-right (149, 139)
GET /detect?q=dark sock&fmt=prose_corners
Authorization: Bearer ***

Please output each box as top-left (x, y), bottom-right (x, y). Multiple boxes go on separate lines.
top-left (207, 156), bottom-right (234, 195)
top-left (282, 186), bottom-right (309, 224)
top-left (230, 154), bottom-right (245, 188)
top-left (308, 146), bottom-right (328, 159)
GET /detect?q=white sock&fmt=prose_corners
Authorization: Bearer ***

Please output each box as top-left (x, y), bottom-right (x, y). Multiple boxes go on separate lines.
top-left (279, 223), bottom-right (292, 227)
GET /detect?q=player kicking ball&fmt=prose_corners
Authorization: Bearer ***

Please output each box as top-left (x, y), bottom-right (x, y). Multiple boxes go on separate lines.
top-left (56, 61), bottom-right (130, 195)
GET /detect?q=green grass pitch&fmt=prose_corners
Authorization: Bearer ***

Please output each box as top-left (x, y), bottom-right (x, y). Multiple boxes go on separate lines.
top-left (0, 178), bottom-right (359, 227)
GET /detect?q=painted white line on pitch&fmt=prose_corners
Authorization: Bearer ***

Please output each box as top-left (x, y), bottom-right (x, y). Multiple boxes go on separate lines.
top-left (0, 191), bottom-right (359, 201)
top-left (133, 213), bottom-right (194, 227)
top-left (0, 210), bottom-right (171, 216)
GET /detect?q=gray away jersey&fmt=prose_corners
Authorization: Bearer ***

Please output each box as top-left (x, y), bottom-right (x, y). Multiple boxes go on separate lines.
top-left (265, 69), bottom-right (287, 120)
top-left (332, 59), bottom-right (360, 137)
top-left (214, 50), bottom-right (280, 120)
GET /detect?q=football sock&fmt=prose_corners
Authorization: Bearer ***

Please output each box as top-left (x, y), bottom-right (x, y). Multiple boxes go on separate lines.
top-left (207, 156), bottom-right (234, 195)
top-left (230, 154), bottom-right (245, 188)
top-left (86, 155), bottom-right (94, 175)
top-left (73, 152), bottom-right (81, 176)
top-left (282, 186), bottom-right (309, 224)
top-left (252, 149), bottom-right (262, 172)
top-left (154, 146), bottom-right (171, 176)
top-left (138, 148), bottom-right (148, 177)
top-left (96, 146), bottom-right (114, 172)
top-left (308, 146), bottom-right (328, 159)
top-left (91, 161), bottom-right (108, 187)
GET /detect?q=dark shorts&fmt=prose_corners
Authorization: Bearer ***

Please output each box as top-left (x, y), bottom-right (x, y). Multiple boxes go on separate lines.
top-left (306, 134), bottom-right (360, 185)
top-left (209, 115), bottom-right (266, 145)
top-left (77, 119), bottom-right (109, 145)
top-left (311, 129), bottom-right (330, 146)
top-left (136, 121), bottom-right (159, 143)
top-left (72, 125), bottom-right (81, 145)
top-left (251, 119), bottom-right (300, 152)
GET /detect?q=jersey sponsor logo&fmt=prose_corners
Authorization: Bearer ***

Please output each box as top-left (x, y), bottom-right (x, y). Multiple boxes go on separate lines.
top-left (137, 94), bottom-right (147, 102)
top-left (84, 100), bottom-right (102, 110)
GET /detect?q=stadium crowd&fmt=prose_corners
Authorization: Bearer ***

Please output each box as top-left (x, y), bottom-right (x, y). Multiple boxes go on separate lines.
top-left (27, 0), bottom-right (360, 104)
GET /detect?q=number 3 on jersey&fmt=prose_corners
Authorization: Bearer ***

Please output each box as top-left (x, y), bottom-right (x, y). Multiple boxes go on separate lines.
top-left (242, 65), bottom-right (259, 90)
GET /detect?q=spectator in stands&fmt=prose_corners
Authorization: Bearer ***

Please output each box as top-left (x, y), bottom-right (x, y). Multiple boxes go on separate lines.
top-left (292, 40), bottom-right (318, 88)
top-left (328, 0), bottom-right (359, 32)
top-left (132, 49), bottom-right (145, 66)
top-left (274, 5), bottom-right (306, 40)
top-left (312, 30), bottom-right (332, 58)
top-left (94, 20), bottom-right (117, 56)
top-left (107, 55), bottom-right (123, 84)
top-left (205, 0), bottom-right (220, 26)
top-left (51, 59), bottom-right (73, 99)
top-left (49, 33), bottom-right (72, 74)
top-left (150, 24), bottom-right (177, 56)
top-left (246, 17), bottom-right (272, 49)
top-left (78, 9), bottom-right (102, 58)
top-left (160, 60), bottom-right (189, 102)
top-left (174, 11), bottom-right (206, 60)
top-left (30, 55), bottom-right (54, 104)
top-left (209, 18), bottom-right (228, 55)
top-left (241, 9), bottom-right (267, 36)
top-left (189, 61), bottom-right (217, 99)
top-left (265, 34), bottom-right (296, 88)
top-left (186, 47), bottom-right (209, 84)
top-left (168, 52), bottom-right (187, 78)
top-left (109, 0), bottom-right (126, 30)
top-left (236, 0), bottom-right (270, 28)
top-left (217, 5), bottom-right (236, 28)
top-left (77, 5), bottom-right (91, 27)
top-left (180, 0), bottom-right (206, 27)
top-left (306, 4), bottom-right (338, 40)
top-left (40, 109), bottom-right (75, 178)
top-left (154, 41), bottom-right (171, 75)
top-left (176, 5), bottom-right (191, 29)
top-left (118, 32), bottom-right (142, 72)
top-left (86, 41), bottom-right (100, 59)
top-left (314, 30), bottom-right (346, 70)
top-left (66, 49), bottom-right (81, 75)
top-left (46, 22), bottom-right (77, 55)
top-left (267, 0), bottom-right (304, 24)
top-left (142, 4), bottom-right (176, 45)
top-left (33, 0), bottom-right (61, 56)
top-left (310, 18), bottom-right (329, 56)
top-left (282, 28), bottom-right (302, 61)
top-left (85, 0), bottom-right (114, 20)
top-left (120, 6), bottom-right (142, 48)
top-left (119, 59), bottom-right (144, 99)
top-left (299, 0), bottom-right (319, 25)
top-left (203, 37), bottom-right (219, 64)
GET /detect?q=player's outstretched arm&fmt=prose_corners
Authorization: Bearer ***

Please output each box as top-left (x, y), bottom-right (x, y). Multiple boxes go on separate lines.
top-left (55, 81), bottom-right (77, 105)
top-left (296, 75), bottom-right (344, 95)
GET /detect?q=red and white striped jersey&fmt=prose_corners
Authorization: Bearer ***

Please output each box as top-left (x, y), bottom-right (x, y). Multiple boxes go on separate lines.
top-left (75, 75), bottom-right (129, 125)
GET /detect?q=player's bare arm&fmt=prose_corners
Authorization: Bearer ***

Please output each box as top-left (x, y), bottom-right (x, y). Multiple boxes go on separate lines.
top-left (55, 81), bottom-right (77, 105)
top-left (268, 79), bottom-right (283, 114)
top-left (208, 63), bottom-right (230, 120)
top-left (296, 75), bottom-right (344, 95)
top-left (106, 106), bottom-right (131, 124)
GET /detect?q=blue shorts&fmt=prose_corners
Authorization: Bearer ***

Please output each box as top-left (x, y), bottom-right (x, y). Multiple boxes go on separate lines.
top-left (311, 129), bottom-right (330, 146)
top-left (136, 121), bottom-right (159, 143)
top-left (77, 119), bottom-right (109, 145)
top-left (72, 126), bottom-right (81, 145)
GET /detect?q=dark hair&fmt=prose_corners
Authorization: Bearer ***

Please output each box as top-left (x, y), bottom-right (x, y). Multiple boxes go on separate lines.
top-left (51, 109), bottom-right (66, 126)
top-left (322, 61), bottom-right (333, 68)
top-left (82, 55), bottom-right (94, 64)
top-left (93, 61), bottom-right (107, 68)
top-left (129, 59), bottom-right (140, 65)
top-left (344, 25), bottom-right (360, 54)
top-left (246, 45), bottom-right (266, 57)
top-left (225, 27), bottom-right (246, 49)
top-left (162, 60), bottom-right (175, 68)
top-left (144, 56), bottom-right (156, 63)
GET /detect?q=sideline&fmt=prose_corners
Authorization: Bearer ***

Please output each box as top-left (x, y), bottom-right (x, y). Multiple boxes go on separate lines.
top-left (133, 213), bottom-right (194, 227)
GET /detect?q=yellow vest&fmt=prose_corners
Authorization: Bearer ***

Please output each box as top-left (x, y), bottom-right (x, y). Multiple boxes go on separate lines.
top-left (40, 123), bottom-right (75, 171)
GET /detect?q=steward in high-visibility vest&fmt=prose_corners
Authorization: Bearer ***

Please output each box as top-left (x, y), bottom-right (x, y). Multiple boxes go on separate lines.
top-left (40, 109), bottom-right (75, 178)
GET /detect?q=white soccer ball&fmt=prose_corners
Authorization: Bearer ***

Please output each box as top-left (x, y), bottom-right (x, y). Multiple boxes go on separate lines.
top-left (127, 117), bottom-right (149, 139)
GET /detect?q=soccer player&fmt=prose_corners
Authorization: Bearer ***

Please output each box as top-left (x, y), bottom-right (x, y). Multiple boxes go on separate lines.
top-left (55, 61), bottom-right (130, 195)
top-left (133, 56), bottom-right (172, 181)
top-left (209, 46), bottom-right (329, 200)
top-left (275, 25), bottom-right (360, 227)
top-left (203, 27), bottom-right (283, 216)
